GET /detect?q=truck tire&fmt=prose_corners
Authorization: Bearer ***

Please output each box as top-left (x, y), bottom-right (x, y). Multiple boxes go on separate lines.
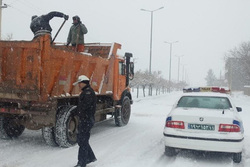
top-left (42, 127), bottom-right (58, 146)
top-left (115, 96), bottom-right (131, 127)
top-left (55, 106), bottom-right (78, 148)
top-left (0, 116), bottom-right (25, 139)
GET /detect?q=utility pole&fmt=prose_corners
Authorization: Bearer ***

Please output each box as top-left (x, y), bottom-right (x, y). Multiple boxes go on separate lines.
top-left (164, 41), bottom-right (178, 92)
top-left (141, 6), bottom-right (164, 96)
top-left (0, 0), bottom-right (7, 40)
top-left (141, 6), bottom-right (164, 74)
top-left (175, 55), bottom-right (184, 82)
top-left (181, 64), bottom-right (186, 82)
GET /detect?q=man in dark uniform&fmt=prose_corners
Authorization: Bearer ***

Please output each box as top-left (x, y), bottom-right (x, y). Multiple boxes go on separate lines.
top-left (30, 11), bottom-right (69, 37)
top-left (73, 75), bottom-right (97, 167)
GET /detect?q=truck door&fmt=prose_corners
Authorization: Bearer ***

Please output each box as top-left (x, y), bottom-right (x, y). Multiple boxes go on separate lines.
top-left (117, 60), bottom-right (126, 97)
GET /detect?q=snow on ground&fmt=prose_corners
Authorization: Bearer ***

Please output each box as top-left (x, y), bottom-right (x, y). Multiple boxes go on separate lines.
top-left (0, 91), bottom-right (249, 167)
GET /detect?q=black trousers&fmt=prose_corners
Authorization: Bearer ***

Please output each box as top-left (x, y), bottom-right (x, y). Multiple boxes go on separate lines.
top-left (77, 121), bottom-right (96, 166)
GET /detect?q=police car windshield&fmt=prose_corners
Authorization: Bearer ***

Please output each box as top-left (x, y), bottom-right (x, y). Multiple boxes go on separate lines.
top-left (177, 96), bottom-right (232, 109)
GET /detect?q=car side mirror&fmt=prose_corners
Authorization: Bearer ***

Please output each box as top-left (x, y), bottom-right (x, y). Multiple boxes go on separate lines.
top-left (236, 107), bottom-right (242, 112)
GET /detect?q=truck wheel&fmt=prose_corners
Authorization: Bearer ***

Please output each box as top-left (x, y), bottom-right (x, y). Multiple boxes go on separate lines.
top-left (55, 106), bottom-right (78, 148)
top-left (0, 116), bottom-right (25, 139)
top-left (233, 152), bottom-right (242, 163)
top-left (115, 96), bottom-right (131, 127)
top-left (42, 127), bottom-right (58, 146)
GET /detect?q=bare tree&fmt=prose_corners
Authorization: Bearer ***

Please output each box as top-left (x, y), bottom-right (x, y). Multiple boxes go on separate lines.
top-left (130, 69), bottom-right (188, 98)
top-left (205, 69), bottom-right (217, 86)
top-left (224, 41), bottom-right (250, 90)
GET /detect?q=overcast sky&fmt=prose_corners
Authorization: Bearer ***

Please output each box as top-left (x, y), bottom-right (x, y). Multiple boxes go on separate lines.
top-left (1, 0), bottom-right (250, 86)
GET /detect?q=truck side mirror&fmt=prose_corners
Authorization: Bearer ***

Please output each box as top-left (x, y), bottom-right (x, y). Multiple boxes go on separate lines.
top-left (129, 62), bottom-right (134, 80)
top-left (130, 62), bottom-right (134, 75)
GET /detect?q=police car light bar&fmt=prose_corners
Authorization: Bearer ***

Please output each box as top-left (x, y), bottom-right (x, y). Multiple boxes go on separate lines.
top-left (183, 87), bottom-right (230, 94)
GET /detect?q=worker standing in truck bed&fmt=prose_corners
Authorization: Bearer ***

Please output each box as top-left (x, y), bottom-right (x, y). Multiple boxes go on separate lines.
top-left (67, 15), bottom-right (88, 52)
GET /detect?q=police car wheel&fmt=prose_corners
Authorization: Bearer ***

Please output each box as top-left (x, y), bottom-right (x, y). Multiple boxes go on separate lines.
top-left (233, 152), bottom-right (242, 163)
top-left (165, 146), bottom-right (178, 157)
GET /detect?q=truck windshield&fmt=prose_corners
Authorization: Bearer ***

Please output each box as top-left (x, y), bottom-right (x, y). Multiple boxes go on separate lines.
top-left (177, 96), bottom-right (232, 109)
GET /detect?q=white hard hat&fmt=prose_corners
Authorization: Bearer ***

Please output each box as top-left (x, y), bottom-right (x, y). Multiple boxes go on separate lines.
top-left (73, 75), bottom-right (89, 86)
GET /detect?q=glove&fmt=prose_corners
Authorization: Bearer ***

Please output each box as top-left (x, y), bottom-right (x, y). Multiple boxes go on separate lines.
top-left (64, 15), bottom-right (69, 20)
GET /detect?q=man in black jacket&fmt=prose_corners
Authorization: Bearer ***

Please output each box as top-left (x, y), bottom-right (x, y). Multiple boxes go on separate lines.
top-left (73, 75), bottom-right (97, 167)
top-left (30, 11), bottom-right (69, 37)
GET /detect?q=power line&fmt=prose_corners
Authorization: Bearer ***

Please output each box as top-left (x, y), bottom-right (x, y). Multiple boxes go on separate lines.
top-left (8, 4), bottom-right (31, 16)
top-left (6, 0), bottom-right (44, 16)
top-left (7, 0), bottom-right (19, 6)
top-left (19, 0), bottom-right (44, 13)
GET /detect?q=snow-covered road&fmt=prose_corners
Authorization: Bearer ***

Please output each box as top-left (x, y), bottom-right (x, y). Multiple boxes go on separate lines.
top-left (0, 91), bottom-right (249, 167)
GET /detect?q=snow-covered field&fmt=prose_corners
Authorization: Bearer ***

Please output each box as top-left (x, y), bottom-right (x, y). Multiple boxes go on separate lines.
top-left (0, 91), bottom-right (249, 167)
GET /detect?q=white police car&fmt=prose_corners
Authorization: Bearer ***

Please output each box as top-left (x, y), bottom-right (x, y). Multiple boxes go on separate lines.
top-left (163, 87), bottom-right (244, 163)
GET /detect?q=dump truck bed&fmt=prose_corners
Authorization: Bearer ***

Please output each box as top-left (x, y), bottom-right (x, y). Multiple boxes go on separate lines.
top-left (0, 35), bottom-right (125, 104)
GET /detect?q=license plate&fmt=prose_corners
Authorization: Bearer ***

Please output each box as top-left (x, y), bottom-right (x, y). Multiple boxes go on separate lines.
top-left (188, 124), bottom-right (215, 131)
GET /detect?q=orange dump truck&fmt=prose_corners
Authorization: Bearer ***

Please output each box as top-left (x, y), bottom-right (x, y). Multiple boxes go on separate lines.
top-left (0, 34), bottom-right (134, 147)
